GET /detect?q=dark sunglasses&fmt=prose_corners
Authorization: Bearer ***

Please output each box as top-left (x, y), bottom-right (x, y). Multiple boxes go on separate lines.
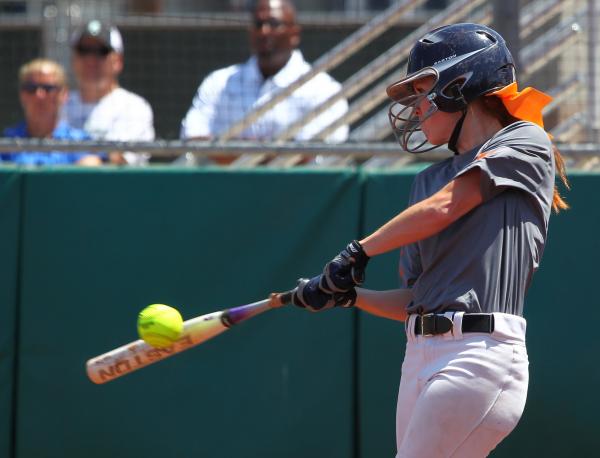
top-left (75, 44), bottom-right (112, 57)
top-left (20, 82), bottom-right (62, 94)
top-left (253, 18), bottom-right (293, 30)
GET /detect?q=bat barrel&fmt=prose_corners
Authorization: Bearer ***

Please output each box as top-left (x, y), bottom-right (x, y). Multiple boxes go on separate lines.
top-left (86, 311), bottom-right (227, 384)
top-left (85, 290), bottom-right (294, 384)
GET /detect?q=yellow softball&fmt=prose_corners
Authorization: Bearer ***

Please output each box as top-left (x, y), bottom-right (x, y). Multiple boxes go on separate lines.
top-left (137, 304), bottom-right (184, 348)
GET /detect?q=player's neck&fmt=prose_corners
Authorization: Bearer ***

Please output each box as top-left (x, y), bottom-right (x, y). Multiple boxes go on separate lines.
top-left (455, 104), bottom-right (504, 154)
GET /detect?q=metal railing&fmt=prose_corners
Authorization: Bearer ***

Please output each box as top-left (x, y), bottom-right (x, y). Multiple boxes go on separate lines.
top-left (0, 0), bottom-right (598, 169)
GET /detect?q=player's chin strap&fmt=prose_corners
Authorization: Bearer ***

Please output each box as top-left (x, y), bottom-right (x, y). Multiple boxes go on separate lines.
top-left (447, 109), bottom-right (467, 155)
top-left (447, 85), bottom-right (468, 155)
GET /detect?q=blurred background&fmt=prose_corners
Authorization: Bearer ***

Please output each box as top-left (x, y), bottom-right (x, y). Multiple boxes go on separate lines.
top-left (1, 1), bottom-right (598, 458)
top-left (0, 0), bottom-right (597, 167)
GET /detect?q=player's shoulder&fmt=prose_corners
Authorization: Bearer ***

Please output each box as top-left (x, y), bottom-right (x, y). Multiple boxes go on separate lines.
top-left (501, 120), bottom-right (550, 139)
top-left (488, 121), bottom-right (552, 151)
top-left (411, 157), bottom-right (455, 192)
top-left (416, 156), bottom-right (454, 177)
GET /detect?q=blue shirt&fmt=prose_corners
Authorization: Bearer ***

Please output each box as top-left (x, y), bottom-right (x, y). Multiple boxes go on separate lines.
top-left (1, 121), bottom-right (102, 165)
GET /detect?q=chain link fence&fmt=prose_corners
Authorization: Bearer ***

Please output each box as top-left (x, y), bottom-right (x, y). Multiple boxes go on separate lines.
top-left (0, 0), bottom-right (597, 168)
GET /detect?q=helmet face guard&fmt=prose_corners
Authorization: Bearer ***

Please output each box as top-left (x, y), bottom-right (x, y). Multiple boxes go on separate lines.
top-left (386, 23), bottom-right (516, 154)
top-left (387, 67), bottom-right (442, 153)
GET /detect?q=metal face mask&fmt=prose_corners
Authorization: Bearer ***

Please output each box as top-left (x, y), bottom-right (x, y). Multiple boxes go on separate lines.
top-left (387, 67), bottom-right (440, 153)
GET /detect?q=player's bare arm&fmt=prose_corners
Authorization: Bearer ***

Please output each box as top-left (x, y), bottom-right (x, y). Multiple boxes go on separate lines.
top-left (354, 288), bottom-right (412, 322)
top-left (360, 167), bottom-right (484, 257)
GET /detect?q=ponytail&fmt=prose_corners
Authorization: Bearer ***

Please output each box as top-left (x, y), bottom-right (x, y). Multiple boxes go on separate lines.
top-left (551, 145), bottom-right (570, 212)
top-left (479, 96), bottom-right (569, 213)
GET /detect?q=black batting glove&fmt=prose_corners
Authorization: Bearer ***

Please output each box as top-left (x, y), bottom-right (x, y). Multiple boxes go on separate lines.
top-left (292, 277), bottom-right (357, 312)
top-left (320, 240), bottom-right (370, 293)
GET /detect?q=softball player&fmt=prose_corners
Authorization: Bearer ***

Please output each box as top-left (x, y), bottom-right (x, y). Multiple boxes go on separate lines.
top-left (290, 23), bottom-right (569, 457)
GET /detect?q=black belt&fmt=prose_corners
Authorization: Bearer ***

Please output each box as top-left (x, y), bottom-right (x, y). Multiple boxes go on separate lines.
top-left (413, 313), bottom-right (495, 336)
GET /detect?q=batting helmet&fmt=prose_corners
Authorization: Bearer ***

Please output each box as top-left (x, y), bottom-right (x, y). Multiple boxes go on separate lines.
top-left (387, 23), bottom-right (516, 153)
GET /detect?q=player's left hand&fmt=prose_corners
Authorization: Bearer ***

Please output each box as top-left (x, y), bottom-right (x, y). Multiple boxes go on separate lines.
top-left (292, 277), bottom-right (356, 312)
top-left (321, 240), bottom-right (370, 293)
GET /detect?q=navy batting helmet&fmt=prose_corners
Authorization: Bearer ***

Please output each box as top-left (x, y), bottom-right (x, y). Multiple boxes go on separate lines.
top-left (387, 23), bottom-right (516, 153)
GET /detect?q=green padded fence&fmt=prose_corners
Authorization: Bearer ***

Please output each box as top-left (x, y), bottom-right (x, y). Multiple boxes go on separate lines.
top-left (14, 167), bottom-right (359, 458)
top-left (2, 167), bottom-right (598, 458)
top-left (0, 171), bottom-right (21, 458)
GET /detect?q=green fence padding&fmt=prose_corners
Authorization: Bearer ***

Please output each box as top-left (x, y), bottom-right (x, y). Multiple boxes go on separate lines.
top-left (358, 170), bottom-right (416, 458)
top-left (9, 167), bottom-right (599, 458)
top-left (15, 167), bottom-right (360, 458)
top-left (358, 171), bottom-right (600, 457)
top-left (0, 171), bottom-right (21, 458)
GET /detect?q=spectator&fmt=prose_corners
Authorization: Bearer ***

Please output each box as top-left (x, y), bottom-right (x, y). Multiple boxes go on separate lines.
top-left (1, 58), bottom-right (102, 166)
top-left (180, 0), bottom-right (349, 146)
top-left (64, 19), bottom-right (155, 165)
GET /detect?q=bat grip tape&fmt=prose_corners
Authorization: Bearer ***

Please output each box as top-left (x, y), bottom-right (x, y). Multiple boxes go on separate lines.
top-left (279, 289), bottom-right (294, 305)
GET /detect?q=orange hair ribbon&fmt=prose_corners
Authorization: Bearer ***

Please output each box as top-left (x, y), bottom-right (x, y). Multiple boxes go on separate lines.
top-left (487, 82), bottom-right (553, 129)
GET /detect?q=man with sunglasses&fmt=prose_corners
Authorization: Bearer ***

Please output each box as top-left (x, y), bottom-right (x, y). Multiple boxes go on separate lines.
top-left (1, 58), bottom-right (103, 166)
top-left (180, 0), bottom-right (348, 156)
top-left (64, 20), bottom-right (155, 165)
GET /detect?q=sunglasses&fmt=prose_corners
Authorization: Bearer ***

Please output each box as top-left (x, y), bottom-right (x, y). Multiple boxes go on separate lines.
top-left (20, 82), bottom-right (62, 94)
top-left (253, 18), bottom-right (293, 30)
top-left (75, 44), bottom-right (112, 57)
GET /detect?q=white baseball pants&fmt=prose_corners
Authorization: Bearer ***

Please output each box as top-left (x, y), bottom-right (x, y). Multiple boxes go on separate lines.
top-left (395, 312), bottom-right (529, 458)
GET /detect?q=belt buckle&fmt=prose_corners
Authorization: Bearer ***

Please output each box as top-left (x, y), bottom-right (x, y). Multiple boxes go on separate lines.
top-left (419, 313), bottom-right (454, 336)
top-left (420, 313), bottom-right (434, 337)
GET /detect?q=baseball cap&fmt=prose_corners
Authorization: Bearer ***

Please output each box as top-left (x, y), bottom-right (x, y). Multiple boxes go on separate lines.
top-left (71, 20), bottom-right (124, 54)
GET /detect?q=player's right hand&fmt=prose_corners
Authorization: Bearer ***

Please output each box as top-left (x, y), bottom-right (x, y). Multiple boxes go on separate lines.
top-left (292, 277), bottom-right (356, 312)
top-left (320, 240), bottom-right (370, 293)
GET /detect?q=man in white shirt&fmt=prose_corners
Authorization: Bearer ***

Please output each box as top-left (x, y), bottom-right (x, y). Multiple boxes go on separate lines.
top-left (64, 20), bottom-right (155, 165)
top-left (180, 0), bottom-right (349, 152)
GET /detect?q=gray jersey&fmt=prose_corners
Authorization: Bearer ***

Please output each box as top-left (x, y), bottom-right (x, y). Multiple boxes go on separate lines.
top-left (399, 121), bottom-right (555, 316)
